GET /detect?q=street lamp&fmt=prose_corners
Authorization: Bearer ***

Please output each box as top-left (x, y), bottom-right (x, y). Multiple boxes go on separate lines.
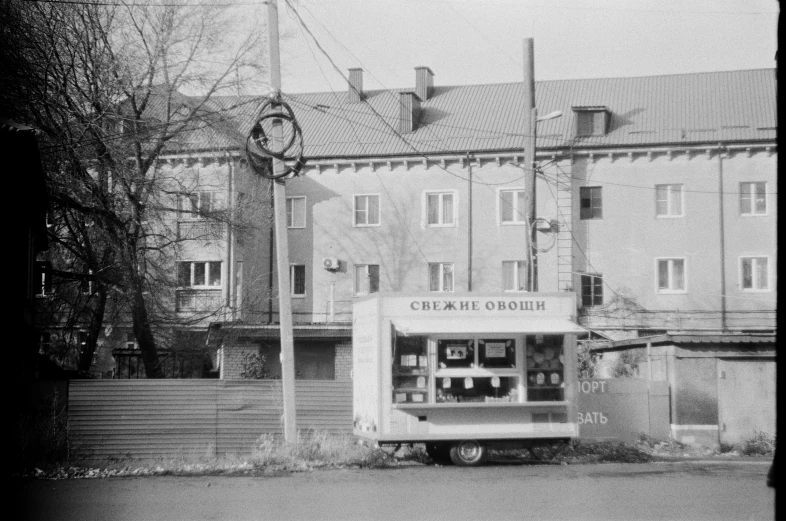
top-left (537, 110), bottom-right (563, 122)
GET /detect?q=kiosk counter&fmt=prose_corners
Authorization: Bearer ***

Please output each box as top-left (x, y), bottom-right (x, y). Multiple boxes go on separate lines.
top-left (352, 293), bottom-right (587, 466)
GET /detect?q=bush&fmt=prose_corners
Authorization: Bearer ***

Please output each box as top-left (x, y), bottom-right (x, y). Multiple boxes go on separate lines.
top-left (556, 440), bottom-right (653, 463)
top-left (737, 432), bottom-right (775, 456)
top-left (239, 352), bottom-right (268, 379)
top-left (249, 431), bottom-right (392, 469)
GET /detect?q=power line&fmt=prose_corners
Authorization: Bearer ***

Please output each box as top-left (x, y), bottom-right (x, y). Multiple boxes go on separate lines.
top-left (25, 0), bottom-right (269, 7)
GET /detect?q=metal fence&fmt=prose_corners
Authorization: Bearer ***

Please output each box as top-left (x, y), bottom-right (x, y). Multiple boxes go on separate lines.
top-left (68, 379), bottom-right (352, 460)
top-left (68, 378), bottom-right (669, 460)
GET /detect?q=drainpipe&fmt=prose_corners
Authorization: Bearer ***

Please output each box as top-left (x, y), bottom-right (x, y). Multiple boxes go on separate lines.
top-left (224, 150), bottom-right (234, 320)
top-left (467, 152), bottom-right (473, 291)
top-left (717, 143), bottom-right (727, 331)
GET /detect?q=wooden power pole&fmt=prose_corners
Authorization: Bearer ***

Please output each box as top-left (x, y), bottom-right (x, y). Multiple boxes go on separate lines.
top-left (265, 0), bottom-right (297, 442)
top-left (523, 38), bottom-right (538, 292)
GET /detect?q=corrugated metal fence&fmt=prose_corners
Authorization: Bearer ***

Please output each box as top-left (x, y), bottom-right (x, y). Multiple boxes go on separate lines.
top-left (68, 380), bottom-right (353, 460)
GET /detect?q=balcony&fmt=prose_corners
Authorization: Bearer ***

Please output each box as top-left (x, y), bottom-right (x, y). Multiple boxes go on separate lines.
top-left (176, 289), bottom-right (223, 313)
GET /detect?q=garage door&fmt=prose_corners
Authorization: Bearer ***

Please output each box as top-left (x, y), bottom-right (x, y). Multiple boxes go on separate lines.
top-left (717, 359), bottom-right (776, 445)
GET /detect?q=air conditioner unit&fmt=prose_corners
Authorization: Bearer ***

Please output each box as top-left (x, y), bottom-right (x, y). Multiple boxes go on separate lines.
top-left (323, 257), bottom-right (340, 271)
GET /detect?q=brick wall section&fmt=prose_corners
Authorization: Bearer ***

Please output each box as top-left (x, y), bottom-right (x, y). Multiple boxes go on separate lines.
top-left (221, 345), bottom-right (259, 380)
top-left (335, 342), bottom-right (352, 380)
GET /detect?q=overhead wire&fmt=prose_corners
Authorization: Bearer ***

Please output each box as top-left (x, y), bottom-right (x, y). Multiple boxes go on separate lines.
top-left (281, 0), bottom-right (777, 318)
top-left (287, 9), bottom-right (433, 265)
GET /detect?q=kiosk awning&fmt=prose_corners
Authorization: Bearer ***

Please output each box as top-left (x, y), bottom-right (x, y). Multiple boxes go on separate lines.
top-left (392, 317), bottom-right (588, 335)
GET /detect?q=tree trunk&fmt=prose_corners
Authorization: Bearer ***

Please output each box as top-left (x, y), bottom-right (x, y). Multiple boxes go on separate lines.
top-left (130, 284), bottom-right (164, 378)
top-left (77, 284), bottom-right (107, 373)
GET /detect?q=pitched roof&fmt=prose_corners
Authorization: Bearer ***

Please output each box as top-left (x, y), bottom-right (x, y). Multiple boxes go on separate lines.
top-left (167, 68), bottom-right (777, 158)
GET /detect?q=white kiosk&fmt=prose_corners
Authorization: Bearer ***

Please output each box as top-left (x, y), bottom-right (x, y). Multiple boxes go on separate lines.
top-left (352, 292), bottom-right (587, 466)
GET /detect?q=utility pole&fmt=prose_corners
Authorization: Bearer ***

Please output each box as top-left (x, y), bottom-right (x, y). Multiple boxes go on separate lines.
top-left (266, 0), bottom-right (297, 442)
top-left (523, 38), bottom-right (538, 292)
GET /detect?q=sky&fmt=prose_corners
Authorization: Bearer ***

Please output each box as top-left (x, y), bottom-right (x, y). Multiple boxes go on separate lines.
top-left (242, 0), bottom-right (779, 95)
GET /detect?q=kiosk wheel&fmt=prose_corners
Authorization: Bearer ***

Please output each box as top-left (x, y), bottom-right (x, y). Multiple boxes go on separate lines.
top-left (449, 440), bottom-right (488, 466)
top-left (426, 443), bottom-right (453, 465)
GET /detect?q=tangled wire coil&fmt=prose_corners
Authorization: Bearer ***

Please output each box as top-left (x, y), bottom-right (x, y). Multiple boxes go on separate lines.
top-left (245, 97), bottom-right (307, 180)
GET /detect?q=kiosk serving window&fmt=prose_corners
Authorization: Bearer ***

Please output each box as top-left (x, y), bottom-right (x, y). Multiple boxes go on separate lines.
top-left (526, 334), bottom-right (565, 401)
top-left (392, 328), bottom-right (569, 405)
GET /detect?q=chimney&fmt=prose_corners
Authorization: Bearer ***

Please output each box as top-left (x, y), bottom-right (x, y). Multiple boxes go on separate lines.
top-left (415, 66), bottom-right (434, 101)
top-left (398, 92), bottom-right (421, 133)
top-left (347, 68), bottom-right (363, 103)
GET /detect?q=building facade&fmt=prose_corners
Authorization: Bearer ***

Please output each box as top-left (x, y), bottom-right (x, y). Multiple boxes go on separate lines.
top-left (37, 66), bottom-right (777, 425)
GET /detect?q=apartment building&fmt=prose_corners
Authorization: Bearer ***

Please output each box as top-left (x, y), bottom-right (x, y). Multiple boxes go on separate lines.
top-left (40, 68), bottom-right (775, 398)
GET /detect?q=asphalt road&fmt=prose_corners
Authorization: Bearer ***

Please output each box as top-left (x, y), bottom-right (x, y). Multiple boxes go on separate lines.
top-left (17, 460), bottom-right (774, 521)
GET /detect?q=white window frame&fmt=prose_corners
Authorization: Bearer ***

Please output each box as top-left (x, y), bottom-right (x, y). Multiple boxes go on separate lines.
top-left (178, 261), bottom-right (223, 288)
top-left (502, 260), bottom-right (527, 292)
top-left (655, 257), bottom-right (687, 294)
top-left (286, 196), bottom-right (306, 229)
top-left (429, 262), bottom-right (455, 292)
top-left (498, 188), bottom-right (527, 225)
top-left (580, 273), bottom-right (604, 307)
top-left (655, 184), bottom-right (684, 218)
top-left (354, 264), bottom-right (380, 296)
top-left (353, 194), bottom-right (381, 227)
top-left (739, 182), bottom-right (767, 216)
top-left (739, 256), bottom-right (770, 292)
top-left (423, 190), bottom-right (458, 228)
top-left (290, 264), bottom-right (306, 297)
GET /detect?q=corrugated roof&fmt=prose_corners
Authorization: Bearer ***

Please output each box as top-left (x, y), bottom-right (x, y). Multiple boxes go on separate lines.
top-left (595, 333), bottom-right (777, 351)
top-left (164, 69), bottom-right (777, 157)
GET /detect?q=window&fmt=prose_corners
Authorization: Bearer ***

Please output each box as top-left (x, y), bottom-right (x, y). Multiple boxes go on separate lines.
top-left (499, 189), bottom-right (526, 224)
top-left (655, 184), bottom-right (683, 217)
top-left (177, 261), bottom-right (222, 288)
top-left (429, 263), bottom-right (454, 292)
top-left (502, 261), bottom-right (526, 292)
top-left (39, 332), bottom-right (51, 354)
top-left (579, 187), bottom-right (602, 219)
top-left (656, 258), bottom-right (686, 293)
top-left (581, 274), bottom-right (603, 307)
top-left (425, 191), bottom-right (456, 226)
top-left (354, 194), bottom-right (380, 226)
top-left (290, 264), bottom-right (306, 296)
top-left (740, 182), bottom-right (767, 215)
top-left (78, 331), bottom-right (88, 355)
top-left (178, 191), bottom-right (223, 219)
top-left (573, 108), bottom-right (610, 137)
top-left (35, 261), bottom-right (52, 297)
top-left (126, 333), bottom-right (136, 350)
top-left (740, 257), bottom-right (769, 291)
top-left (286, 196), bottom-right (306, 228)
top-left (80, 268), bottom-right (93, 295)
top-left (354, 264), bottom-right (380, 296)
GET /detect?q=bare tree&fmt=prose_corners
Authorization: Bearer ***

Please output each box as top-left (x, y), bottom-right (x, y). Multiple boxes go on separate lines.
top-left (1, 0), bottom-right (265, 377)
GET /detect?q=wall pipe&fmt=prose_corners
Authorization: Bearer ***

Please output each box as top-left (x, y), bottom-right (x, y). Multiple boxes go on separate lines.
top-left (467, 152), bottom-right (473, 291)
top-left (717, 143), bottom-right (727, 331)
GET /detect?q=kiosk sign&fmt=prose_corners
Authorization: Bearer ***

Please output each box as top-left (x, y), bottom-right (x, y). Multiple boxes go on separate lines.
top-left (384, 294), bottom-right (577, 317)
top-left (410, 299), bottom-right (546, 312)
